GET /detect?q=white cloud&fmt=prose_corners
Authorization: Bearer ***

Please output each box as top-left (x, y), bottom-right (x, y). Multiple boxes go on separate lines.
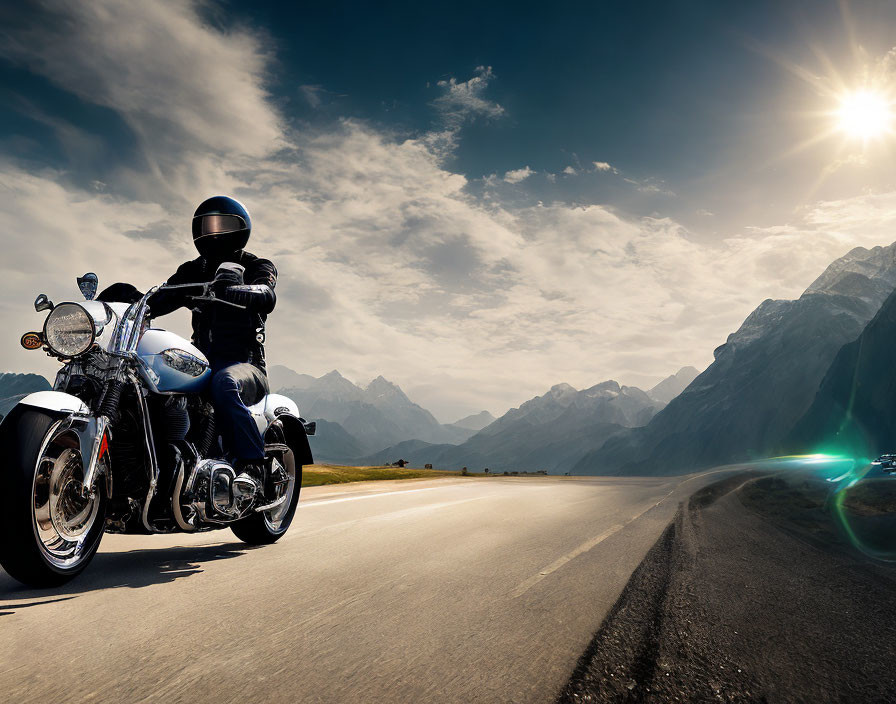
top-left (503, 166), bottom-right (535, 184)
top-left (433, 66), bottom-right (505, 127)
top-left (593, 161), bottom-right (616, 172)
top-left (2, 1), bottom-right (895, 420)
top-left (562, 166), bottom-right (577, 175)
top-left (0, 0), bottom-right (284, 208)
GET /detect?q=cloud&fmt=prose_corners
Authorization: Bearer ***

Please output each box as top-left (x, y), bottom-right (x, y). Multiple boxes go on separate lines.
top-left (432, 66), bottom-right (504, 127)
top-left (593, 161), bottom-right (616, 172)
top-left (503, 166), bottom-right (535, 183)
top-left (562, 166), bottom-right (577, 175)
top-left (0, 0), bottom-right (285, 207)
top-left (3, 1), bottom-right (896, 420)
top-left (300, 84), bottom-right (324, 108)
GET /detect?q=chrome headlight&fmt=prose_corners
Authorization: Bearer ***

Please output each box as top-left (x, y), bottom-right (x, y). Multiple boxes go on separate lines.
top-left (43, 303), bottom-right (96, 357)
top-left (161, 348), bottom-right (207, 377)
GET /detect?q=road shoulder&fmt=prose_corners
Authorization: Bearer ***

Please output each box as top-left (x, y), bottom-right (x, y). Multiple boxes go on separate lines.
top-left (558, 472), bottom-right (896, 702)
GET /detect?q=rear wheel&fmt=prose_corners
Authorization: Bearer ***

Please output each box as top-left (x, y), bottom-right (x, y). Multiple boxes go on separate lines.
top-left (231, 435), bottom-right (301, 545)
top-left (0, 408), bottom-right (107, 587)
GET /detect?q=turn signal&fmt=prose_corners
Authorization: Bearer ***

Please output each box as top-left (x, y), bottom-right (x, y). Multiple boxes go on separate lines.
top-left (20, 332), bottom-right (42, 350)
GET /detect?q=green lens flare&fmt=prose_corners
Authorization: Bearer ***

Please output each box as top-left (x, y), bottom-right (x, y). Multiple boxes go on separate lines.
top-left (831, 478), bottom-right (896, 562)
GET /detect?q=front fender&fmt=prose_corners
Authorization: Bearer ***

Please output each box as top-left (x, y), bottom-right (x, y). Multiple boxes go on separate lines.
top-left (17, 391), bottom-right (89, 415)
top-left (4, 393), bottom-right (112, 498)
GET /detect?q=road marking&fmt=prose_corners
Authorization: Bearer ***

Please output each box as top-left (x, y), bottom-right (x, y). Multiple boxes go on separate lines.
top-left (509, 523), bottom-right (626, 598)
top-left (509, 468), bottom-right (741, 598)
top-left (299, 485), bottom-right (455, 508)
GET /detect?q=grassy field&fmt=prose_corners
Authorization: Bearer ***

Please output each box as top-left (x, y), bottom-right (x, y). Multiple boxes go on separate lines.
top-left (300, 464), bottom-right (489, 487)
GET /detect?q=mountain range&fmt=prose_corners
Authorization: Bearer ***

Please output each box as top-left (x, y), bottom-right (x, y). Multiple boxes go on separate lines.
top-left (572, 242), bottom-right (896, 475)
top-left (352, 373), bottom-right (698, 472)
top-left (269, 365), bottom-right (697, 468)
top-left (271, 368), bottom-right (489, 459)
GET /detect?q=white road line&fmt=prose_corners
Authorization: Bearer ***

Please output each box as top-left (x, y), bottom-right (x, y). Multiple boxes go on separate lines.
top-left (509, 524), bottom-right (626, 598)
top-left (299, 484), bottom-right (455, 508)
top-left (510, 467), bottom-right (740, 598)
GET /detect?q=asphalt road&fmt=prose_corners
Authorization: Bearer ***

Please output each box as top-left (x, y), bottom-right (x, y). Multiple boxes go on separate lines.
top-left (0, 471), bottom-right (740, 703)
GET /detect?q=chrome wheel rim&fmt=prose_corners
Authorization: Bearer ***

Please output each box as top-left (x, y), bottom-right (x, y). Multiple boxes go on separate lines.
top-left (32, 424), bottom-right (102, 568)
top-left (264, 449), bottom-right (296, 532)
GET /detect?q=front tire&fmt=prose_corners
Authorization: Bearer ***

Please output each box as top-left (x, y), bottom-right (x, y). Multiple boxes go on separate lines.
top-left (0, 408), bottom-right (107, 588)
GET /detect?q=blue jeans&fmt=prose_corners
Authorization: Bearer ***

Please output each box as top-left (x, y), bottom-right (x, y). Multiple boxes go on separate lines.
top-left (208, 361), bottom-right (269, 461)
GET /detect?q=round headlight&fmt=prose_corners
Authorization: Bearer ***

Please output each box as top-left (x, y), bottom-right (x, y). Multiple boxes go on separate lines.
top-left (43, 303), bottom-right (96, 357)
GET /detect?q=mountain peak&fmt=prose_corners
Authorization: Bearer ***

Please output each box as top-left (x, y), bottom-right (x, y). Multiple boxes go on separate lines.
top-left (368, 374), bottom-right (397, 389)
top-left (648, 366), bottom-right (700, 403)
top-left (804, 242), bottom-right (896, 302)
top-left (550, 382), bottom-right (577, 394)
top-left (366, 375), bottom-right (408, 399)
top-left (450, 410), bottom-right (497, 431)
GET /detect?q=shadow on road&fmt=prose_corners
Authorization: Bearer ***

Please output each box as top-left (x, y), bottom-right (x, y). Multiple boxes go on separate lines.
top-left (0, 541), bottom-right (260, 614)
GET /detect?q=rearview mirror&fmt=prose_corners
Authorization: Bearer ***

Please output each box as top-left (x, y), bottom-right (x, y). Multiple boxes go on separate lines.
top-left (34, 294), bottom-right (54, 312)
top-left (77, 272), bottom-right (98, 301)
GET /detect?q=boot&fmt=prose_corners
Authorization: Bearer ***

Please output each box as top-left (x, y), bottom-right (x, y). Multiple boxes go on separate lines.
top-left (232, 459), bottom-right (265, 504)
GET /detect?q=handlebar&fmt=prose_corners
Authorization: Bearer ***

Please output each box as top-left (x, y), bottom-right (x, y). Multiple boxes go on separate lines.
top-left (157, 281), bottom-right (247, 310)
top-left (187, 295), bottom-right (247, 310)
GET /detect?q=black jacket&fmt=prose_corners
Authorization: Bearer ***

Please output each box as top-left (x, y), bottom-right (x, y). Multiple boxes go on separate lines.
top-left (149, 250), bottom-right (277, 371)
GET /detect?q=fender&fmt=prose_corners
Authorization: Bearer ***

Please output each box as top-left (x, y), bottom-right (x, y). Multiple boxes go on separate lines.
top-left (5, 392), bottom-right (112, 497)
top-left (18, 390), bottom-right (89, 415)
top-left (271, 413), bottom-right (314, 467)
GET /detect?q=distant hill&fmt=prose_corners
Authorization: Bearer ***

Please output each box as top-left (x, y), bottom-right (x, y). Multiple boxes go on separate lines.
top-left (574, 243), bottom-right (896, 475)
top-left (307, 419), bottom-right (367, 462)
top-left (268, 365), bottom-right (315, 392)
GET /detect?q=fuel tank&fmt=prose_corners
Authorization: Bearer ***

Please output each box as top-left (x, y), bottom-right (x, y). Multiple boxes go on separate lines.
top-left (136, 328), bottom-right (211, 393)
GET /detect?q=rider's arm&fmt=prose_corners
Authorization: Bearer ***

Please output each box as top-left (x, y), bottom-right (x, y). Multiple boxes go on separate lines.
top-left (217, 258), bottom-right (277, 314)
top-left (146, 261), bottom-right (198, 317)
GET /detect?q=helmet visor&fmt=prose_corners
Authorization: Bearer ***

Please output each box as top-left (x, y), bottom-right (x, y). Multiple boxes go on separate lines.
top-left (192, 214), bottom-right (246, 239)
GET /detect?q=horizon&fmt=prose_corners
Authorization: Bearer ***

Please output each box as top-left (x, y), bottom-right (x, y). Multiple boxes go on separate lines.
top-left (4, 1), bottom-right (896, 419)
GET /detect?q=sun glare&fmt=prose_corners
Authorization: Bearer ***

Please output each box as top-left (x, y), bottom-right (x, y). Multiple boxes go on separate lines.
top-left (836, 90), bottom-right (893, 139)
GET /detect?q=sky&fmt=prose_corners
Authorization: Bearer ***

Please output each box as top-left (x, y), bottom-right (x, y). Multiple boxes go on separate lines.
top-left (3, 1), bottom-right (896, 422)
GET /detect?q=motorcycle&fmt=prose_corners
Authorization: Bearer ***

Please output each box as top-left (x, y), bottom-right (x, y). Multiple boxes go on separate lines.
top-left (871, 454), bottom-right (896, 475)
top-left (0, 272), bottom-right (314, 587)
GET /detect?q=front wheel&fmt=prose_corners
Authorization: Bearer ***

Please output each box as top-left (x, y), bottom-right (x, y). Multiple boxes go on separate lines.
top-left (0, 408), bottom-right (107, 588)
top-left (231, 439), bottom-right (301, 545)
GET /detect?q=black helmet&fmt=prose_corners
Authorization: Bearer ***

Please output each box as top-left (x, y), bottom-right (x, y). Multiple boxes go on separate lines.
top-left (192, 196), bottom-right (251, 260)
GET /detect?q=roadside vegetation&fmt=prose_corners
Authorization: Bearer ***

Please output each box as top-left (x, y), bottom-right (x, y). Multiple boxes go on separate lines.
top-left (300, 464), bottom-right (489, 487)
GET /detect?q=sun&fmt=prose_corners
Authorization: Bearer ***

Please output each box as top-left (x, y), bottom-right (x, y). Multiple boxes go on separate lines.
top-left (835, 90), bottom-right (893, 139)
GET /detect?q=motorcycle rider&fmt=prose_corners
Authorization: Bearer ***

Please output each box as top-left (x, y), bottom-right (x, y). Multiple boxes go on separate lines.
top-left (149, 196), bottom-right (277, 497)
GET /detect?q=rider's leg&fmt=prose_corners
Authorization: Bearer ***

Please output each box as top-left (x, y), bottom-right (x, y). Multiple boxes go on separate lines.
top-left (209, 363), bottom-right (268, 492)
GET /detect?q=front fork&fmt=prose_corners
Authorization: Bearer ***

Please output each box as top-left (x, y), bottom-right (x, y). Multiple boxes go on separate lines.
top-left (78, 358), bottom-right (129, 499)
top-left (80, 415), bottom-right (109, 498)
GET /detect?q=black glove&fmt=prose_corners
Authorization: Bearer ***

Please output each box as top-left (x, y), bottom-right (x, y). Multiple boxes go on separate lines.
top-left (213, 262), bottom-right (245, 296)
